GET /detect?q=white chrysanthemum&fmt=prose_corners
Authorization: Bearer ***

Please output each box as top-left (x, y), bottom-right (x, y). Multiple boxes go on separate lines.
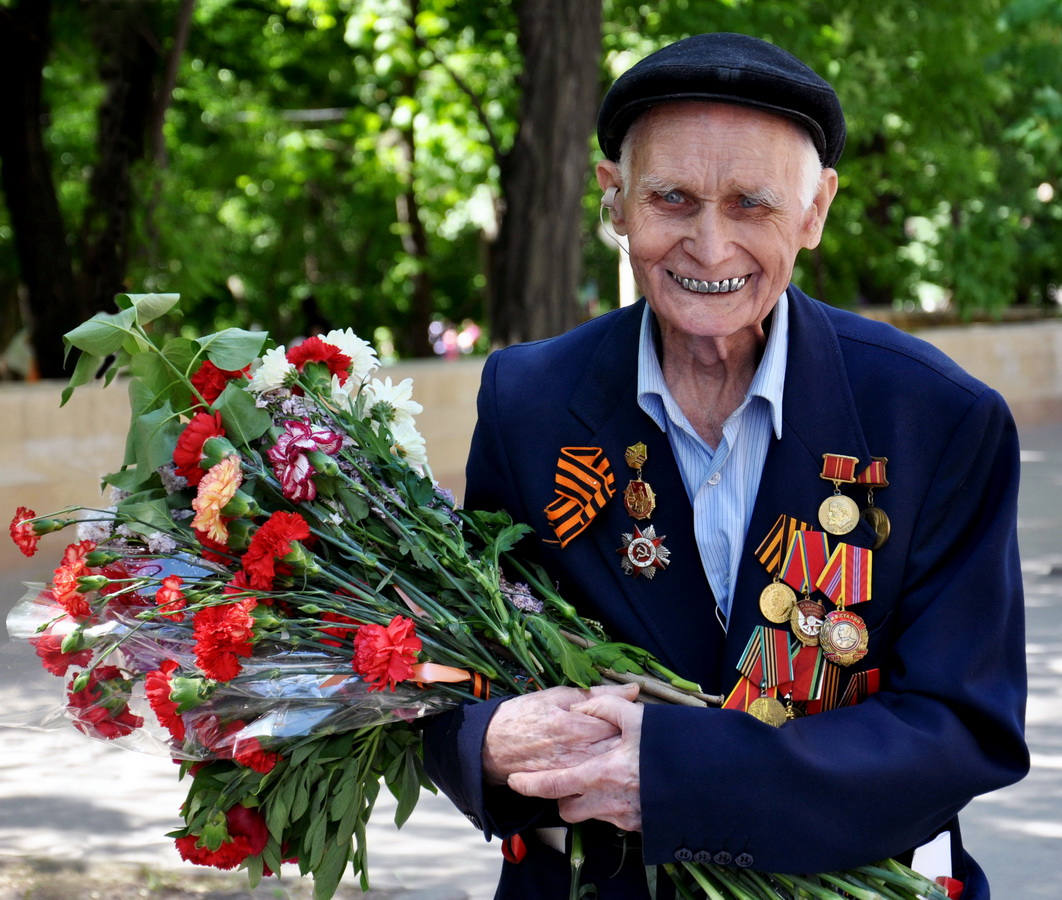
top-left (328, 373), bottom-right (356, 412)
top-left (389, 419), bottom-right (428, 472)
top-left (322, 328), bottom-right (379, 384)
top-left (246, 346), bottom-right (296, 394)
top-left (365, 376), bottom-right (423, 429)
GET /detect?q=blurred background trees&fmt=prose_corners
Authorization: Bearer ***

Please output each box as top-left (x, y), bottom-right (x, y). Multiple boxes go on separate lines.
top-left (0, 0), bottom-right (1059, 378)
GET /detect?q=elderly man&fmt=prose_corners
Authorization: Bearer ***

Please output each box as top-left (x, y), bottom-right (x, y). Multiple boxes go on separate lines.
top-left (423, 33), bottom-right (1028, 899)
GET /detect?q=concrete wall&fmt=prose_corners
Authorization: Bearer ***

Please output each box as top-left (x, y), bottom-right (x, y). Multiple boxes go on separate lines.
top-left (3, 318), bottom-right (1061, 574)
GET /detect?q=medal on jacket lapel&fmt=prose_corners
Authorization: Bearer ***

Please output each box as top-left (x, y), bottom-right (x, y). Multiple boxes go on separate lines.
top-left (754, 514), bottom-right (810, 623)
top-left (616, 442), bottom-right (671, 578)
top-left (818, 453), bottom-right (860, 535)
top-left (856, 457), bottom-right (891, 549)
top-left (815, 542), bottom-right (872, 665)
top-left (734, 626), bottom-right (792, 727)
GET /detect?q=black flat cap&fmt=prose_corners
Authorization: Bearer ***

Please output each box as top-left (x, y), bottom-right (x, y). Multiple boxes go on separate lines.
top-left (598, 33), bottom-right (846, 167)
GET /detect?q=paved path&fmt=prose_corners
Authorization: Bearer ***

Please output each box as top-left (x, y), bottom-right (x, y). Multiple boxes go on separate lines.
top-left (1, 425), bottom-right (1060, 898)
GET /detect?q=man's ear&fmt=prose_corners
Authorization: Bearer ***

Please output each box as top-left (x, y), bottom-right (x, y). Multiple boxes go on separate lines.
top-left (801, 167), bottom-right (839, 250)
top-left (596, 160), bottom-right (627, 234)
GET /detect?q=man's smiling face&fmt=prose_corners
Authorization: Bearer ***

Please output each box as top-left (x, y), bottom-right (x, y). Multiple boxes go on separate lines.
top-left (607, 101), bottom-right (836, 344)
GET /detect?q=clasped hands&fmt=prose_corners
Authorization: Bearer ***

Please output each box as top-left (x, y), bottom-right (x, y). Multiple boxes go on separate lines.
top-left (482, 683), bottom-right (643, 832)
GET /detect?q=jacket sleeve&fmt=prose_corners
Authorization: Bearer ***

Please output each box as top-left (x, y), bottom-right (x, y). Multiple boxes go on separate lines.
top-left (638, 388), bottom-right (1029, 872)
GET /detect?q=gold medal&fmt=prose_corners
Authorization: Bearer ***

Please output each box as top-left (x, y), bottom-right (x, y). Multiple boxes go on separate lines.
top-left (759, 580), bottom-right (797, 624)
top-left (861, 505), bottom-right (891, 550)
top-left (818, 494), bottom-right (860, 535)
top-left (747, 695), bottom-right (787, 727)
top-left (790, 598), bottom-right (826, 646)
top-left (819, 609), bottom-right (869, 666)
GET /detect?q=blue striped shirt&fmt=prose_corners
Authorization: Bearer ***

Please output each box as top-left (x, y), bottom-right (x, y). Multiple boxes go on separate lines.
top-left (636, 294), bottom-right (788, 625)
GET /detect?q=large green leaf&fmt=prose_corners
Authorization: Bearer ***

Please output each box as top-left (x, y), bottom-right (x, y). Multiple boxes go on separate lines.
top-left (60, 349), bottom-right (103, 407)
top-left (196, 328), bottom-right (268, 370)
top-left (130, 403), bottom-right (182, 484)
top-left (214, 381), bottom-right (272, 445)
top-left (63, 308), bottom-right (137, 358)
top-left (115, 292), bottom-right (181, 326)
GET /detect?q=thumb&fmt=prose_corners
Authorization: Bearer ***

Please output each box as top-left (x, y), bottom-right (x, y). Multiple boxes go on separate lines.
top-left (587, 682), bottom-right (640, 702)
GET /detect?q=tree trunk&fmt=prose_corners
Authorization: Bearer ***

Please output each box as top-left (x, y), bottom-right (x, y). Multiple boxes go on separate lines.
top-left (487, 0), bottom-right (602, 347)
top-left (0, 0), bottom-right (80, 378)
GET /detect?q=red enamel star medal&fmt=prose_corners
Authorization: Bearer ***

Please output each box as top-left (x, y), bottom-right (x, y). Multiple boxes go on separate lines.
top-left (617, 524), bottom-right (671, 579)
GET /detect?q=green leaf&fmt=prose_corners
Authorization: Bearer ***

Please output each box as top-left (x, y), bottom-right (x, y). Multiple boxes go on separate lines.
top-left (63, 308), bottom-right (138, 358)
top-left (313, 837), bottom-right (352, 900)
top-left (392, 748), bottom-right (422, 828)
top-left (118, 496), bottom-right (175, 535)
top-left (531, 618), bottom-right (596, 687)
top-left (214, 381), bottom-right (272, 445)
top-left (130, 404), bottom-right (182, 483)
top-left (115, 292), bottom-right (181, 326)
top-left (60, 350), bottom-right (104, 407)
top-left (196, 327), bottom-right (268, 370)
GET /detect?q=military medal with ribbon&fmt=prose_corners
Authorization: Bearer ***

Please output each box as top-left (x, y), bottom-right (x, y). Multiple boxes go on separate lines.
top-left (616, 442), bottom-right (671, 578)
top-left (754, 514), bottom-right (810, 624)
top-left (856, 457), bottom-right (890, 549)
top-left (780, 530), bottom-right (831, 646)
top-left (815, 542), bottom-right (872, 666)
top-left (724, 626), bottom-right (794, 727)
top-left (818, 453), bottom-right (861, 535)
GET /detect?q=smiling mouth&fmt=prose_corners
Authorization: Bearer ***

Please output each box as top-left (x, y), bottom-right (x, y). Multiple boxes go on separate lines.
top-left (669, 271), bottom-right (749, 294)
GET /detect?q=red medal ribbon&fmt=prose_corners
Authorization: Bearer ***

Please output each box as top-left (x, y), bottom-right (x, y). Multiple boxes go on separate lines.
top-left (855, 457), bottom-right (889, 487)
top-left (544, 447), bottom-right (616, 547)
top-left (754, 514), bottom-right (811, 576)
top-left (840, 668), bottom-right (881, 706)
top-left (723, 676), bottom-right (756, 711)
top-left (789, 644), bottom-right (825, 702)
top-left (815, 543), bottom-right (873, 609)
top-left (820, 453), bottom-right (859, 484)
top-left (737, 626), bottom-right (793, 689)
top-left (780, 531), bottom-right (831, 594)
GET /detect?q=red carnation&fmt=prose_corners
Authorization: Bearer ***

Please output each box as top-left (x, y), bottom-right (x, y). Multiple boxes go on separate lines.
top-left (154, 575), bottom-right (187, 622)
top-left (286, 336), bottom-right (352, 385)
top-left (145, 659), bottom-right (186, 742)
top-left (173, 411), bottom-right (226, 487)
top-left (192, 598), bottom-right (257, 682)
top-left (9, 506), bottom-right (39, 557)
top-left (51, 540), bottom-right (97, 620)
top-left (233, 736), bottom-right (281, 773)
top-left (240, 511), bottom-right (310, 591)
top-left (353, 614), bottom-right (421, 692)
top-left (66, 665), bottom-right (144, 739)
top-left (190, 359), bottom-right (250, 407)
top-left (30, 632), bottom-right (93, 677)
top-left (175, 804), bottom-right (268, 871)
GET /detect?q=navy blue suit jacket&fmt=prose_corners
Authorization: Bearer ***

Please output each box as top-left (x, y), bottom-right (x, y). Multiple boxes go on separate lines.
top-left (423, 287), bottom-right (1029, 898)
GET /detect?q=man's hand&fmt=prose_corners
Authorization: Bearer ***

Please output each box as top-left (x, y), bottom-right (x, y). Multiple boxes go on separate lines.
top-left (497, 686), bottom-right (644, 833)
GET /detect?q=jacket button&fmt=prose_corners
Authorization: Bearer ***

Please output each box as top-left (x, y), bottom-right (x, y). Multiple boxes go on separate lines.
top-left (735, 852), bottom-right (754, 868)
top-left (674, 847), bottom-right (693, 862)
top-left (713, 850), bottom-right (733, 866)
top-left (693, 850), bottom-right (712, 864)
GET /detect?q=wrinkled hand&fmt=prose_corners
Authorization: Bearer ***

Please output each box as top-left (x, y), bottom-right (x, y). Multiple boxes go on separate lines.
top-left (493, 685), bottom-right (644, 833)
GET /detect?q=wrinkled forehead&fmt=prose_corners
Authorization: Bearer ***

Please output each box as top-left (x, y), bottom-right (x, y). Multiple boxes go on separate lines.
top-left (626, 102), bottom-right (813, 189)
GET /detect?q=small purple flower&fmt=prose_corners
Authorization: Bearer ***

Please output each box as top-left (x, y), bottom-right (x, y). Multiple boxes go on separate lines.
top-left (499, 575), bottom-right (544, 614)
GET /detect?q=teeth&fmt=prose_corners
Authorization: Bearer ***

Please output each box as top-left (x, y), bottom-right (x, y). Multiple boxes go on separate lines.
top-left (675, 274), bottom-right (746, 294)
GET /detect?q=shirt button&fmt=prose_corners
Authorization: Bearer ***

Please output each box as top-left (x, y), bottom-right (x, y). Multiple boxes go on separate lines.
top-left (674, 847), bottom-right (693, 862)
top-left (708, 472), bottom-right (722, 486)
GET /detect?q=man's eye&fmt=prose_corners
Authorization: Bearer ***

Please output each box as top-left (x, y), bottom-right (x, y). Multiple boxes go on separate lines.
top-left (739, 195), bottom-right (761, 209)
top-left (661, 190), bottom-right (684, 204)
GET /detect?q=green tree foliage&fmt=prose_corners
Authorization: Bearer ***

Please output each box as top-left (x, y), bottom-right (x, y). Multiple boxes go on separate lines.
top-left (0, 0), bottom-right (1059, 379)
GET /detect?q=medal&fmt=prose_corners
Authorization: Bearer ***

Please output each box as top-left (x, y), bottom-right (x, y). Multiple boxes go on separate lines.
top-left (819, 609), bottom-right (869, 666)
top-left (818, 453), bottom-right (860, 535)
top-left (856, 457), bottom-right (891, 549)
top-left (616, 524), bottom-right (670, 578)
top-left (543, 447), bottom-right (616, 547)
top-left (815, 542), bottom-right (872, 609)
top-left (747, 694), bottom-right (787, 727)
top-left (622, 442), bottom-right (656, 520)
top-left (759, 580), bottom-right (797, 624)
top-left (790, 598), bottom-right (826, 646)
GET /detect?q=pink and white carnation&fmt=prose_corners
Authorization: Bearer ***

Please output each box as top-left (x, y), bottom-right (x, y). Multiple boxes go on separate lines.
top-left (267, 420), bottom-right (344, 502)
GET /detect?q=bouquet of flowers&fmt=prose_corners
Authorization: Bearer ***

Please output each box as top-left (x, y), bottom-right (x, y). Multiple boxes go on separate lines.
top-left (7, 294), bottom-right (952, 900)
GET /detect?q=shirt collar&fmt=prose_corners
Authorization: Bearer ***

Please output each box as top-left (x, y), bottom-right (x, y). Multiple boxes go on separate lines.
top-left (636, 291), bottom-right (788, 439)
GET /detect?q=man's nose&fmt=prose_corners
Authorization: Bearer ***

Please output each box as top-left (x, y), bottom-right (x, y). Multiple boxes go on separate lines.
top-left (682, 206), bottom-right (732, 264)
